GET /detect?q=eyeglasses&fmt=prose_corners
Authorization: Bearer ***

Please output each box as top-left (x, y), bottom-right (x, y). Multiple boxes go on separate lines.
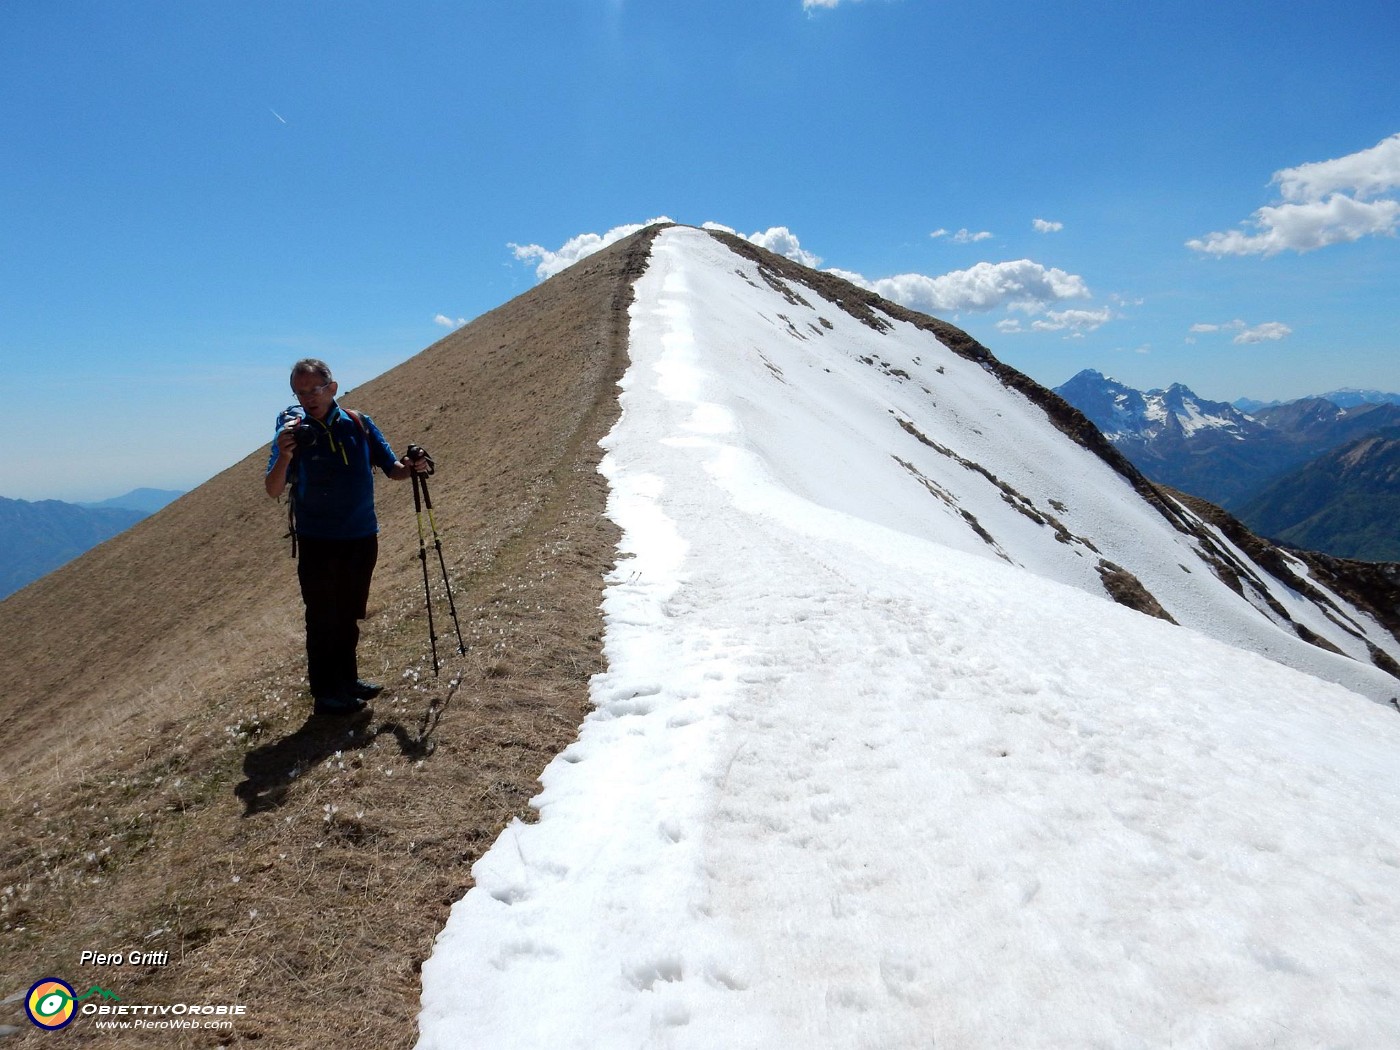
top-left (292, 381), bottom-right (332, 400)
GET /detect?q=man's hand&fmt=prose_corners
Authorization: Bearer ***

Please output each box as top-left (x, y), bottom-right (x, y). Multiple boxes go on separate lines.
top-left (405, 445), bottom-right (434, 474)
top-left (266, 422), bottom-right (299, 498)
top-left (276, 422), bottom-right (299, 457)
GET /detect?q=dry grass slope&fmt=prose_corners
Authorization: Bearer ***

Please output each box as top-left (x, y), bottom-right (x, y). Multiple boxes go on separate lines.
top-left (0, 226), bottom-right (662, 1047)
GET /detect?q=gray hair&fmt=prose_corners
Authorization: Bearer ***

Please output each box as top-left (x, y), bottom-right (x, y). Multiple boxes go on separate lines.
top-left (290, 358), bottom-right (333, 385)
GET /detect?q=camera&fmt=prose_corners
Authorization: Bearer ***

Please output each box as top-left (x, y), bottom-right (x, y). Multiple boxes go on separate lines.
top-left (278, 405), bottom-right (318, 454)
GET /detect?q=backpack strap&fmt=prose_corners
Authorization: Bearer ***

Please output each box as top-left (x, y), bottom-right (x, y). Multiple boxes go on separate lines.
top-left (284, 440), bottom-right (300, 559)
top-left (286, 492), bottom-right (299, 559)
top-left (343, 408), bottom-right (370, 437)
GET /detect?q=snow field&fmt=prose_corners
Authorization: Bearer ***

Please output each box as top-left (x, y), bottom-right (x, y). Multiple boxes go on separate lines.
top-left (417, 227), bottom-right (1400, 1049)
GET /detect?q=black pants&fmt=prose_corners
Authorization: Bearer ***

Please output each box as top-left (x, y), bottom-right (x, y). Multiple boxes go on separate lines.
top-left (296, 534), bottom-right (378, 700)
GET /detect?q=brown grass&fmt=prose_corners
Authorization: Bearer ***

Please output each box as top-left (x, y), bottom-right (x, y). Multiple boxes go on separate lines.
top-left (0, 226), bottom-right (663, 1047)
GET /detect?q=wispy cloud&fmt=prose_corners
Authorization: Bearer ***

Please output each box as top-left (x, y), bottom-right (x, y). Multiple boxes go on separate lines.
top-left (803, 0), bottom-right (866, 9)
top-left (931, 228), bottom-right (994, 244)
top-left (1188, 132), bottom-right (1400, 256)
top-left (1233, 321), bottom-right (1292, 344)
top-left (1032, 218), bottom-right (1064, 234)
top-left (1189, 319), bottom-right (1291, 345)
top-left (434, 314), bottom-right (466, 329)
top-left (997, 307), bottom-right (1111, 336)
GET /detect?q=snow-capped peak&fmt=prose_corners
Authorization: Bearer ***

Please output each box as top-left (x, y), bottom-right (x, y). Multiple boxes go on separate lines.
top-left (1057, 369), bottom-right (1260, 441)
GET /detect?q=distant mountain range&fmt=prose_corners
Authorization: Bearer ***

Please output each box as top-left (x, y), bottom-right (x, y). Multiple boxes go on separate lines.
top-left (1235, 389), bottom-right (1400, 413)
top-left (1054, 370), bottom-right (1400, 560)
top-left (0, 488), bottom-right (184, 599)
top-left (1236, 426), bottom-right (1400, 562)
top-left (78, 487), bottom-right (186, 515)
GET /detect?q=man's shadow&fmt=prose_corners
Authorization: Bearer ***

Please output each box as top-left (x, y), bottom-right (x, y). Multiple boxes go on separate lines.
top-left (234, 712), bottom-right (377, 816)
top-left (234, 686), bottom-right (458, 816)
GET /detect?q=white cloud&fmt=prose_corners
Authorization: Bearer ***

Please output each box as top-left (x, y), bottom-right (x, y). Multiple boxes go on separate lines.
top-left (1032, 219), bottom-right (1064, 233)
top-left (835, 258), bottom-right (1091, 314)
top-left (1275, 132), bottom-right (1400, 203)
top-left (1233, 322), bottom-right (1292, 345)
top-left (742, 226), bottom-right (822, 268)
top-left (997, 307), bottom-right (1112, 336)
top-left (1188, 196), bottom-right (1400, 256)
top-left (511, 219), bottom-right (828, 280)
top-left (1030, 307), bottom-right (1113, 333)
top-left (1189, 319), bottom-right (1291, 345)
top-left (1189, 132), bottom-right (1400, 256)
top-left (510, 216), bottom-right (674, 279)
top-left (803, 0), bottom-right (863, 8)
top-left (510, 221), bottom-right (1095, 326)
top-left (434, 314), bottom-right (466, 329)
top-left (931, 227), bottom-right (994, 243)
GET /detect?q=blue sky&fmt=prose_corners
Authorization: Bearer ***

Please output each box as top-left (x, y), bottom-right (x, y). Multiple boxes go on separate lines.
top-left (2, 0), bottom-right (1398, 501)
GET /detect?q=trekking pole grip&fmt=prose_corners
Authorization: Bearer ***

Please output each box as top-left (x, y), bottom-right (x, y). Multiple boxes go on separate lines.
top-left (406, 444), bottom-right (435, 475)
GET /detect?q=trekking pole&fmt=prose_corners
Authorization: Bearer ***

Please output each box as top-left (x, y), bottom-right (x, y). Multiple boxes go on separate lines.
top-left (408, 446), bottom-right (468, 657)
top-left (408, 446), bottom-right (468, 666)
top-left (410, 466), bottom-right (441, 676)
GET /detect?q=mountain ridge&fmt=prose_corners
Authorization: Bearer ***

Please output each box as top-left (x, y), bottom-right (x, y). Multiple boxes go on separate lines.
top-left (422, 225), bottom-right (1400, 1046)
top-left (713, 232), bottom-right (1399, 692)
top-left (2, 224), bottom-right (1397, 1046)
top-left (1237, 425), bottom-right (1400, 562)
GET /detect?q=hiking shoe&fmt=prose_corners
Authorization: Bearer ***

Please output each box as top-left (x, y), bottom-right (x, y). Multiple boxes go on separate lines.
top-left (350, 679), bottom-right (383, 700)
top-left (313, 693), bottom-right (370, 718)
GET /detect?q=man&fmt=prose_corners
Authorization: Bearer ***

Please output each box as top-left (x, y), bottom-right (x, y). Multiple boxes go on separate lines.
top-left (265, 358), bottom-right (427, 717)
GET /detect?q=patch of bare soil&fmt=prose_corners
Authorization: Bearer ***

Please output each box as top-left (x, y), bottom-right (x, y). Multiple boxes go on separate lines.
top-left (0, 227), bottom-right (664, 1047)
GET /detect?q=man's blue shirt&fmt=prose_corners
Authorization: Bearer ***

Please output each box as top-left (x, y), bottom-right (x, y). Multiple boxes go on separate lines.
top-left (266, 403), bottom-right (398, 539)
